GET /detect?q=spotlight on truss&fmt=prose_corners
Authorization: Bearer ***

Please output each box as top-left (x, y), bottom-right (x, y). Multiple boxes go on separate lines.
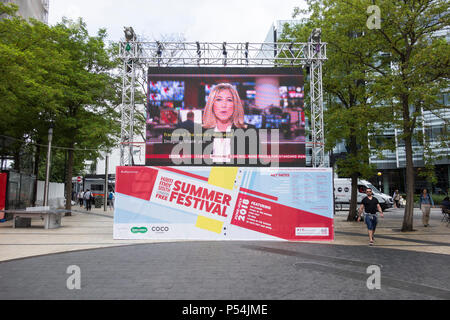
top-left (289, 42), bottom-right (294, 65)
top-left (196, 41), bottom-right (201, 57)
top-left (124, 26), bottom-right (136, 42)
top-left (156, 41), bottom-right (163, 57)
top-left (196, 41), bottom-right (201, 66)
top-left (309, 28), bottom-right (321, 43)
top-left (222, 42), bottom-right (227, 57)
top-left (222, 42), bottom-right (227, 66)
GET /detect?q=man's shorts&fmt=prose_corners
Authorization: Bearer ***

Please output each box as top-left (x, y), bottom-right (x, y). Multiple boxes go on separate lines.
top-left (364, 214), bottom-right (378, 230)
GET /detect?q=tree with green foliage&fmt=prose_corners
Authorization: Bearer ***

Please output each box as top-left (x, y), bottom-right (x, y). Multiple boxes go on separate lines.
top-left (283, 0), bottom-right (449, 230)
top-left (355, 0), bottom-right (449, 231)
top-left (50, 18), bottom-right (121, 213)
top-left (0, 3), bottom-right (67, 171)
top-left (0, 4), bottom-right (121, 212)
top-left (281, 0), bottom-right (389, 221)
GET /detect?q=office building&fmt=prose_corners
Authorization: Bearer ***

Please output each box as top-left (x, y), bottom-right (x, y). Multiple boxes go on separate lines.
top-left (0, 0), bottom-right (49, 24)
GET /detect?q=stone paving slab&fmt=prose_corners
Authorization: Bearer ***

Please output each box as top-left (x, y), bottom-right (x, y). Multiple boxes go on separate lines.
top-left (0, 241), bottom-right (449, 300)
top-left (0, 206), bottom-right (448, 262)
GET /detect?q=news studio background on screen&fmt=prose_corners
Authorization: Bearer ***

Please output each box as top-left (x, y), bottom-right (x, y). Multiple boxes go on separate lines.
top-left (146, 67), bottom-right (306, 166)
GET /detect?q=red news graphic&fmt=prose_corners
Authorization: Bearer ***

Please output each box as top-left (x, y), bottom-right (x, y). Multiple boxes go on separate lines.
top-left (231, 193), bottom-right (333, 241)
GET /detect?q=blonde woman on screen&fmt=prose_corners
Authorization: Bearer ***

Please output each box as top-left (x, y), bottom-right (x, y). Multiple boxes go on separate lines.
top-left (203, 83), bottom-right (247, 132)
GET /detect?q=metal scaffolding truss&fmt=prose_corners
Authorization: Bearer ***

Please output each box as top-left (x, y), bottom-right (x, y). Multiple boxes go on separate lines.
top-left (119, 57), bottom-right (136, 167)
top-left (119, 41), bottom-right (326, 66)
top-left (310, 58), bottom-right (325, 168)
top-left (119, 30), bottom-right (327, 167)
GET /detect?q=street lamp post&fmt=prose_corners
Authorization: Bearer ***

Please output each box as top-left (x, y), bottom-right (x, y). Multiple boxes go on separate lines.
top-left (104, 153), bottom-right (109, 212)
top-left (43, 124), bottom-right (53, 207)
top-left (377, 171), bottom-right (382, 193)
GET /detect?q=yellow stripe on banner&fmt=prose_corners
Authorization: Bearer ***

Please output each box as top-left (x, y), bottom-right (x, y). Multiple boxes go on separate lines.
top-left (208, 167), bottom-right (238, 190)
top-left (195, 215), bottom-right (224, 234)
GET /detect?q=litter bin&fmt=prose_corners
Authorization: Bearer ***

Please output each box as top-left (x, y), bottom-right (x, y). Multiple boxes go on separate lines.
top-left (94, 196), bottom-right (103, 208)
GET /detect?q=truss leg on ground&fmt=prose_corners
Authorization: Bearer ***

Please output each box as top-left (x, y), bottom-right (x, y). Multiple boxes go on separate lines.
top-left (120, 53), bottom-right (136, 166)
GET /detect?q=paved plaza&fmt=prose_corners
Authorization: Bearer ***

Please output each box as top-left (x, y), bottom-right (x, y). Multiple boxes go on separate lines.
top-left (0, 206), bottom-right (449, 299)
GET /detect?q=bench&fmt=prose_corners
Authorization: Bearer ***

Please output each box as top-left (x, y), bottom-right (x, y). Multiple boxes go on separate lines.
top-left (0, 207), bottom-right (70, 229)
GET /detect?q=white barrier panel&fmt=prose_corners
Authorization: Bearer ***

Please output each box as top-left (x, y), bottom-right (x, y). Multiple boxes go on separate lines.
top-left (36, 181), bottom-right (65, 208)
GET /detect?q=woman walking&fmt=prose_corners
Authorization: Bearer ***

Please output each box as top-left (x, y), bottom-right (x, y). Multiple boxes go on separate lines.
top-left (392, 189), bottom-right (400, 208)
top-left (419, 188), bottom-right (434, 227)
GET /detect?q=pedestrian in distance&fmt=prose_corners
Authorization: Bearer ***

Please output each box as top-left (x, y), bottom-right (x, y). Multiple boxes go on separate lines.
top-left (399, 195), bottom-right (406, 208)
top-left (392, 189), bottom-right (401, 208)
top-left (357, 188), bottom-right (384, 246)
top-left (84, 189), bottom-right (92, 211)
top-left (108, 190), bottom-right (115, 210)
top-left (78, 190), bottom-right (84, 207)
top-left (419, 188), bottom-right (434, 227)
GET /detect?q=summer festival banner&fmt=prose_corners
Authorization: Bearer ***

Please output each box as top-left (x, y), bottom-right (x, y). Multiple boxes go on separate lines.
top-left (113, 166), bottom-right (334, 241)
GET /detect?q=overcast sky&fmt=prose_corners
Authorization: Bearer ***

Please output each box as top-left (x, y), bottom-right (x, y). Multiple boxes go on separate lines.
top-left (48, 0), bottom-right (307, 43)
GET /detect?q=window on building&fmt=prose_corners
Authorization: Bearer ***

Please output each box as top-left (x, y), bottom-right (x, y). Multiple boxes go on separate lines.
top-left (90, 184), bottom-right (104, 191)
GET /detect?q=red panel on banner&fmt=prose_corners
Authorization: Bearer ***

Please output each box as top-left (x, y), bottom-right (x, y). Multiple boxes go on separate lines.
top-left (115, 167), bottom-right (158, 201)
top-left (239, 187), bottom-right (278, 201)
top-left (231, 192), bottom-right (333, 241)
top-left (156, 166), bottom-right (209, 182)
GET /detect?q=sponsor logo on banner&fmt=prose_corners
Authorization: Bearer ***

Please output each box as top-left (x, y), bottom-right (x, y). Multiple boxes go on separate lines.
top-left (295, 227), bottom-right (329, 236)
top-left (130, 227), bottom-right (148, 234)
top-left (151, 226), bottom-right (169, 233)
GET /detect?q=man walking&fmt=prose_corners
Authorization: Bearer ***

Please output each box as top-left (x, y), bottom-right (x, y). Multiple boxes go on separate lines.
top-left (419, 188), bottom-right (434, 227)
top-left (357, 188), bottom-right (384, 246)
top-left (84, 189), bottom-right (92, 211)
top-left (108, 190), bottom-right (115, 210)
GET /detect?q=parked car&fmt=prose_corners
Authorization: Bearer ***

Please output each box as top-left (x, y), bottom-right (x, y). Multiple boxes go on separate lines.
top-left (334, 178), bottom-right (394, 210)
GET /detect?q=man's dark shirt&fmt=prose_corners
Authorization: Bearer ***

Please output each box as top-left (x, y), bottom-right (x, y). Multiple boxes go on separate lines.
top-left (362, 196), bottom-right (379, 214)
top-left (442, 200), bottom-right (450, 210)
top-left (176, 119), bottom-right (196, 133)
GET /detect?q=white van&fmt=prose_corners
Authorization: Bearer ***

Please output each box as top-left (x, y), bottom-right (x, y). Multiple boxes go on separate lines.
top-left (334, 178), bottom-right (393, 210)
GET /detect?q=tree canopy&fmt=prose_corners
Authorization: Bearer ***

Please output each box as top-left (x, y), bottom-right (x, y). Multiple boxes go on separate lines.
top-left (282, 0), bottom-right (449, 228)
top-left (0, 3), bottom-right (121, 209)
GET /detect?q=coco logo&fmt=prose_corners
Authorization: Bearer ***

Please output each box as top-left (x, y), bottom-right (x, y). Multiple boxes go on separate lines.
top-left (151, 226), bottom-right (169, 233)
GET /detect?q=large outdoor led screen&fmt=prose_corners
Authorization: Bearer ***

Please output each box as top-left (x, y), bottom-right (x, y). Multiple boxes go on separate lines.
top-left (146, 67), bottom-right (305, 167)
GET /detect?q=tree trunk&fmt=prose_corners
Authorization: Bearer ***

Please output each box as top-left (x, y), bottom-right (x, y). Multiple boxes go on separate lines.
top-left (64, 147), bottom-right (74, 216)
top-left (347, 130), bottom-right (359, 221)
top-left (32, 143), bottom-right (41, 206)
top-left (401, 95), bottom-right (415, 231)
top-left (347, 172), bottom-right (359, 221)
top-left (402, 133), bottom-right (415, 231)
